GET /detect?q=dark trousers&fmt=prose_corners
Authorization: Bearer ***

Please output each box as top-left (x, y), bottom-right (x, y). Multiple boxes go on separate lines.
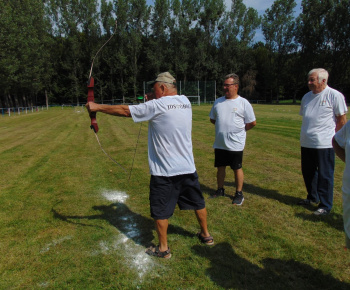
top-left (301, 147), bottom-right (335, 211)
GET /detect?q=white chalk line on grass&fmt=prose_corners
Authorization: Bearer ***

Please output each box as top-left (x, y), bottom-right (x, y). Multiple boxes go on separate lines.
top-left (92, 233), bottom-right (156, 280)
top-left (102, 190), bottom-right (129, 203)
top-left (39, 189), bottom-right (158, 286)
top-left (97, 189), bottom-right (159, 280)
top-left (38, 237), bottom-right (74, 287)
top-left (40, 236), bottom-right (73, 254)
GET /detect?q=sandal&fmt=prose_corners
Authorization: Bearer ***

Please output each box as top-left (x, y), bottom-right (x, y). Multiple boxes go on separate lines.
top-left (145, 245), bottom-right (172, 259)
top-left (197, 232), bottom-right (214, 246)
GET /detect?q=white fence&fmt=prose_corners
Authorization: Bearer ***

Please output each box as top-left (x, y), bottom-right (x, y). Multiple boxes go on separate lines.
top-left (1, 106), bottom-right (47, 117)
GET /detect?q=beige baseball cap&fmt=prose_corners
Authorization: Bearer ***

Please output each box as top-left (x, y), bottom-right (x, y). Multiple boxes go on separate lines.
top-left (147, 72), bottom-right (176, 85)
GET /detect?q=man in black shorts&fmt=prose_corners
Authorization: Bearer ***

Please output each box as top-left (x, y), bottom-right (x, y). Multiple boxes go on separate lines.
top-left (87, 72), bottom-right (213, 259)
top-left (209, 74), bottom-right (256, 205)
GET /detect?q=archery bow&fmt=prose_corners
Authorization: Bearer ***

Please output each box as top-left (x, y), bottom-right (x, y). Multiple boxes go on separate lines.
top-left (87, 21), bottom-right (127, 173)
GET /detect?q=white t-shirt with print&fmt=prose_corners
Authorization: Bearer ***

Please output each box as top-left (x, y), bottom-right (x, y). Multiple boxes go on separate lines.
top-left (129, 95), bottom-right (196, 177)
top-left (334, 121), bottom-right (350, 240)
top-left (209, 96), bottom-right (256, 151)
top-left (300, 86), bottom-right (347, 148)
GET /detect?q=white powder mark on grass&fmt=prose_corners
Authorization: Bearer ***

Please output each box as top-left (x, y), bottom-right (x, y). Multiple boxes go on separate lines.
top-left (99, 240), bottom-right (110, 254)
top-left (102, 190), bottom-right (129, 203)
top-left (112, 235), bottom-right (156, 279)
top-left (37, 281), bottom-right (50, 288)
top-left (132, 251), bottom-right (155, 278)
top-left (40, 236), bottom-right (72, 254)
top-left (97, 190), bottom-right (160, 281)
top-left (114, 233), bottom-right (129, 245)
top-left (92, 235), bottom-right (156, 280)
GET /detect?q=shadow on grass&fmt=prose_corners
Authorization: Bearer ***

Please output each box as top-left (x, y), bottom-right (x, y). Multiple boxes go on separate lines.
top-left (295, 212), bottom-right (344, 231)
top-left (192, 242), bottom-right (350, 289)
top-left (201, 181), bottom-right (301, 205)
top-left (200, 182), bottom-right (344, 231)
top-left (52, 202), bottom-right (194, 247)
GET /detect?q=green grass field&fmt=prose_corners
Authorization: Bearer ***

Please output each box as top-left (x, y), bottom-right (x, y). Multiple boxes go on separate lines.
top-left (1, 104), bottom-right (349, 289)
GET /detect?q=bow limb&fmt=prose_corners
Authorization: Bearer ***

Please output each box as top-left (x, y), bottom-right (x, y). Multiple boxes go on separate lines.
top-left (87, 21), bottom-right (117, 133)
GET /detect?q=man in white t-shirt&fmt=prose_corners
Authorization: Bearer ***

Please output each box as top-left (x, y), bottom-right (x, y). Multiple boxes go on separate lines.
top-left (209, 73), bottom-right (256, 205)
top-left (86, 72), bottom-right (213, 259)
top-left (299, 68), bottom-right (347, 215)
top-left (333, 122), bottom-right (350, 249)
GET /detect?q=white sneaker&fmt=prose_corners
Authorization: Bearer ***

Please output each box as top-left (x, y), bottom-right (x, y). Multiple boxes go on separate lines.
top-left (313, 208), bottom-right (329, 216)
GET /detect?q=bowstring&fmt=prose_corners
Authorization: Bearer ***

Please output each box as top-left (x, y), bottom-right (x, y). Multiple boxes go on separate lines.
top-left (128, 122), bottom-right (143, 180)
top-left (88, 20), bottom-right (142, 176)
top-left (93, 130), bottom-right (127, 173)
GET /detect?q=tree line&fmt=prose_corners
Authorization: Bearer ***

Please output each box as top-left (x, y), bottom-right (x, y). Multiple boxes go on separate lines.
top-left (0, 0), bottom-right (349, 108)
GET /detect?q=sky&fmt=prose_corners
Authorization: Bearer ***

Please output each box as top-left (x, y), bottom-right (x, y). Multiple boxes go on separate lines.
top-left (240, 0), bottom-right (302, 16)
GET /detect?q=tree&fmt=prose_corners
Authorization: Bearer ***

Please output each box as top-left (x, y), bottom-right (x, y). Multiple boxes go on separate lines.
top-left (112, 0), bottom-right (150, 100)
top-left (99, 0), bottom-right (119, 101)
top-left (262, 0), bottom-right (297, 103)
top-left (126, 0), bottom-right (149, 98)
top-left (324, 0), bottom-right (350, 93)
top-left (189, 0), bottom-right (225, 80)
top-left (47, 0), bottom-right (100, 105)
top-left (147, 0), bottom-right (172, 76)
top-left (168, 0), bottom-right (200, 80)
top-left (253, 42), bottom-right (271, 101)
top-left (0, 0), bottom-right (52, 107)
top-left (2, 0), bottom-right (349, 106)
top-left (217, 0), bottom-right (260, 96)
top-left (295, 0), bottom-right (332, 68)
top-left (294, 0), bottom-right (350, 101)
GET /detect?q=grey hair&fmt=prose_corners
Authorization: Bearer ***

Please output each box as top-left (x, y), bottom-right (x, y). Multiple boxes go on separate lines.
top-left (308, 68), bottom-right (329, 84)
top-left (158, 81), bottom-right (177, 90)
top-left (161, 82), bottom-right (176, 89)
top-left (224, 73), bottom-right (239, 84)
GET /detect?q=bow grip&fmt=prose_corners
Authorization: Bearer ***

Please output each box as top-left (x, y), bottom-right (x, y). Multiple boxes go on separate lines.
top-left (87, 77), bottom-right (99, 133)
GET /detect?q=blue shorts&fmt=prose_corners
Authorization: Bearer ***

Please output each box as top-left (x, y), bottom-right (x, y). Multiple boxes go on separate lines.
top-left (214, 149), bottom-right (243, 170)
top-left (149, 172), bottom-right (206, 220)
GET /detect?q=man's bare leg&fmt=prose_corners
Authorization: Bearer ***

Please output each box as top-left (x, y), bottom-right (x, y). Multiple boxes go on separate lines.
top-left (195, 208), bottom-right (210, 237)
top-left (217, 166), bottom-right (226, 189)
top-left (234, 168), bottom-right (244, 192)
top-left (155, 219), bottom-right (169, 252)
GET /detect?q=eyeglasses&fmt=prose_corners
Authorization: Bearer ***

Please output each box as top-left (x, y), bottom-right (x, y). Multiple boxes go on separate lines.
top-left (223, 83), bottom-right (238, 87)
